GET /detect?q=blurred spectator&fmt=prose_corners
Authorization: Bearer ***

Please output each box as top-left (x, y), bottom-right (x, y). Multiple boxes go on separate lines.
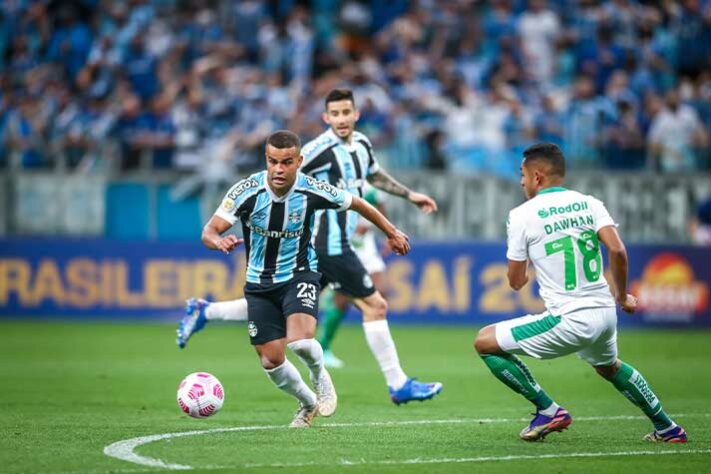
top-left (648, 89), bottom-right (708, 172)
top-left (518, 0), bottom-right (561, 84)
top-left (563, 76), bottom-right (615, 168)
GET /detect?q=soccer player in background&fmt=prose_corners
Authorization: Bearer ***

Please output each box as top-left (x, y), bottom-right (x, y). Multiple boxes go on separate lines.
top-left (203, 130), bottom-right (410, 427)
top-left (474, 143), bottom-right (687, 443)
top-left (318, 184), bottom-right (389, 368)
top-left (178, 89), bottom-right (443, 405)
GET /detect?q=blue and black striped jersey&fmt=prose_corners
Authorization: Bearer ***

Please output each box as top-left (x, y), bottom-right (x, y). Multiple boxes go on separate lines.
top-left (215, 170), bottom-right (352, 286)
top-left (300, 128), bottom-right (380, 256)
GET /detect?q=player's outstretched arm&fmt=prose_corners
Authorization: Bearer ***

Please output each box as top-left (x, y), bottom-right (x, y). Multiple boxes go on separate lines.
top-left (349, 195), bottom-right (410, 255)
top-left (202, 215), bottom-right (244, 255)
top-left (598, 225), bottom-right (637, 313)
top-left (367, 169), bottom-right (438, 214)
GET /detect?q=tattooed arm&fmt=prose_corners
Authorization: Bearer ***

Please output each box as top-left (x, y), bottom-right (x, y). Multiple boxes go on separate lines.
top-left (367, 168), bottom-right (438, 214)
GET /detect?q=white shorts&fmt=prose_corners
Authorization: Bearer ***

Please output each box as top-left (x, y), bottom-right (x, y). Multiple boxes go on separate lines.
top-left (353, 232), bottom-right (386, 275)
top-left (495, 307), bottom-right (618, 366)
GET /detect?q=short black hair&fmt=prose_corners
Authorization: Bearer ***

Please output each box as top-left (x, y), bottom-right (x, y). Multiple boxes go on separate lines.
top-left (325, 89), bottom-right (356, 109)
top-left (266, 130), bottom-right (301, 150)
top-left (523, 143), bottom-right (566, 177)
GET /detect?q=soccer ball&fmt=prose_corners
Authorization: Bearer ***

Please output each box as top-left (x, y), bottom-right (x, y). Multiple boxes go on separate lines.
top-left (177, 372), bottom-right (225, 418)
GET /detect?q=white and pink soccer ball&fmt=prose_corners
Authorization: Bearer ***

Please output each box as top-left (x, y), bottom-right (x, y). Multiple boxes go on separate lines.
top-left (177, 372), bottom-right (225, 418)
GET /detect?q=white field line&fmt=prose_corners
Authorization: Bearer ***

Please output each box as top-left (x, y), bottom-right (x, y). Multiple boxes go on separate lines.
top-left (104, 414), bottom-right (711, 471)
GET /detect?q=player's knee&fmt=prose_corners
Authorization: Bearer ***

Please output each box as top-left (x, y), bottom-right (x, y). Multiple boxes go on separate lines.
top-left (594, 360), bottom-right (621, 380)
top-left (474, 326), bottom-right (497, 355)
top-left (257, 348), bottom-right (286, 370)
top-left (362, 293), bottom-right (388, 321)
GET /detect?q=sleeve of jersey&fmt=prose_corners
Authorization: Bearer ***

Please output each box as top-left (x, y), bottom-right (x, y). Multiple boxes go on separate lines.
top-left (360, 137), bottom-right (381, 176)
top-left (591, 198), bottom-right (617, 231)
top-left (213, 180), bottom-right (254, 225)
top-left (307, 180), bottom-right (352, 212)
top-left (505, 210), bottom-right (528, 261)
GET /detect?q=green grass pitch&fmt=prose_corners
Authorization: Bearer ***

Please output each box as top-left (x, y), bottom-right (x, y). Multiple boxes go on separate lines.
top-left (1, 320), bottom-right (710, 473)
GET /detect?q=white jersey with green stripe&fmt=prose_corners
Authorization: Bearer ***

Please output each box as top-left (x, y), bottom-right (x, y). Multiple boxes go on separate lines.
top-left (506, 186), bottom-right (617, 315)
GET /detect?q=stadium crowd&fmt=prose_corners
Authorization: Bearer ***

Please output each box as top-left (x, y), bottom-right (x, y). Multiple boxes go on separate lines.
top-left (1, 0), bottom-right (710, 177)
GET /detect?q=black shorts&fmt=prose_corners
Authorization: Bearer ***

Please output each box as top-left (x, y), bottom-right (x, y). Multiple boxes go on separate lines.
top-left (317, 248), bottom-right (376, 299)
top-left (244, 272), bottom-right (321, 345)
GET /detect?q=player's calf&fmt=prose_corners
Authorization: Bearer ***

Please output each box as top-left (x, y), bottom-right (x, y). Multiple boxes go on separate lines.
top-left (595, 359), bottom-right (686, 440)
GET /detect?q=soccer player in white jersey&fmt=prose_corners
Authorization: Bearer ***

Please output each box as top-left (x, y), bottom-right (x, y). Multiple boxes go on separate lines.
top-left (474, 143), bottom-right (687, 443)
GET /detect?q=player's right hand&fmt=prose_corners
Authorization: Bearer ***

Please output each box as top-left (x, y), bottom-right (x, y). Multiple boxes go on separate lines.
top-left (214, 235), bottom-right (243, 255)
top-left (618, 293), bottom-right (638, 314)
top-left (387, 229), bottom-right (410, 256)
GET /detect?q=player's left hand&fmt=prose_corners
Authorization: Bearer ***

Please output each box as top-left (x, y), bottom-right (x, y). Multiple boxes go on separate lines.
top-left (618, 293), bottom-right (638, 314)
top-left (387, 229), bottom-right (410, 256)
top-left (408, 192), bottom-right (438, 214)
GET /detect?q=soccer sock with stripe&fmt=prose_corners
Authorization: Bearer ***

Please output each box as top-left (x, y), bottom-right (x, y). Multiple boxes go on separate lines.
top-left (363, 320), bottom-right (408, 390)
top-left (609, 360), bottom-right (675, 431)
top-left (264, 359), bottom-right (318, 409)
top-left (288, 339), bottom-right (325, 384)
top-left (481, 354), bottom-right (557, 413)
top-left (205, 298), bottom-right (248, 321)
top-left (316, 291), bottom-right (345, 352)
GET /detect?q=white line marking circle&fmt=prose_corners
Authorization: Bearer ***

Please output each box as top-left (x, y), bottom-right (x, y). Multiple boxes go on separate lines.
top-left (104, 414), bottom-right (710, 470)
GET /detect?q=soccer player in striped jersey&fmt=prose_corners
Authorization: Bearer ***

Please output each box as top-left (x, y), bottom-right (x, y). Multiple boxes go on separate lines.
top-left (202, 130), bottom-right (410, 427)
top-left (474, 143), bottom-right (687, 443)
top-left (179, 90), bottom-right (442, 405)
top-left (317, 185), bottom-right (389, 369)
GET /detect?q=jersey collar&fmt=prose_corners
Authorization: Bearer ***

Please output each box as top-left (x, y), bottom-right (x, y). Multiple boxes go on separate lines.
top-left (538, 186), bottom-right (567, 195)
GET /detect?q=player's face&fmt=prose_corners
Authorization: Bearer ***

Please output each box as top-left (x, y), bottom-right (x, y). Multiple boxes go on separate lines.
top-left (323, 99), bottom-right (360, 140)
top-left (265, 144), bottom-right (303, 195)
top-left (520, 162), bottom-right (538, 200)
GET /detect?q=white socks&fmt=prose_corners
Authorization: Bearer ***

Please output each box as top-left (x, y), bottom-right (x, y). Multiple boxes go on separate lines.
top-left (205, 298), bottom-right (248, 321)
top-left (363, 320), bottom-right (408, 390)
top-left (539, 402), bottom-right (560, 417)
top-left (264, 359), bottom-right (317, 408)
top-left (287, 339), bottom-right (325, 384)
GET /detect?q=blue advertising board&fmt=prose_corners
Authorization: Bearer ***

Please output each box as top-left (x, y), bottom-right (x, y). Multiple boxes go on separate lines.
top-left (0, 239), bottom-right (709, 326)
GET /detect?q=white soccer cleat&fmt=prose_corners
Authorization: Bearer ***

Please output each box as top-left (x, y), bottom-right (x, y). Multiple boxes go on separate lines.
top-left (289, 402), bottom-right (319, 428)
top-left (323, 349), bottom-right (345, 369)
top-left (313, 369), bottom-right (338, 417)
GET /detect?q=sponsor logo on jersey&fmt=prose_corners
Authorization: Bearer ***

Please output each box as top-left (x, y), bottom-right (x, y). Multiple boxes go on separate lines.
top-left (228, 178), bottom-right (259, 200)
top-left (538, 201), bottom-right (589, 219)
top-left (337, 177), bottom-right (366, 190)
top-left (248, 321), bottom-right (258, 337)
top-left (631, 253), bottom-right (709, 322)
top-left (247, 221), bottom-right (304, 239)
top-left (304, 175), bottom-right (339, 198)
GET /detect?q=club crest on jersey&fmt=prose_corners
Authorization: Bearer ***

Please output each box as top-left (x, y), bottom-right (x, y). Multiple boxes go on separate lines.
top-left (289, 211), bottom-right (302, 224)
top-left (248, 321), bottom-right (258, 337)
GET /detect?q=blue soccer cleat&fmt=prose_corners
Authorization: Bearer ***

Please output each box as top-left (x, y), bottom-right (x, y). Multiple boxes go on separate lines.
top-left (389, 378), bottom-right (443, 405)
top-left (644, 425), bottom-right (688, 443)
top-left (520, 407), bottom-right (573, 441)
top-left (176, 298), bottom-right (209, 349)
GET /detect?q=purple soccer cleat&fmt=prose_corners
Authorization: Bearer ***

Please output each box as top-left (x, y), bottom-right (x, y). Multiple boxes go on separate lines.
top-left (520, 407), bottom-right (573, 441)
top-left (644, 425), bottom-right (688, 443)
